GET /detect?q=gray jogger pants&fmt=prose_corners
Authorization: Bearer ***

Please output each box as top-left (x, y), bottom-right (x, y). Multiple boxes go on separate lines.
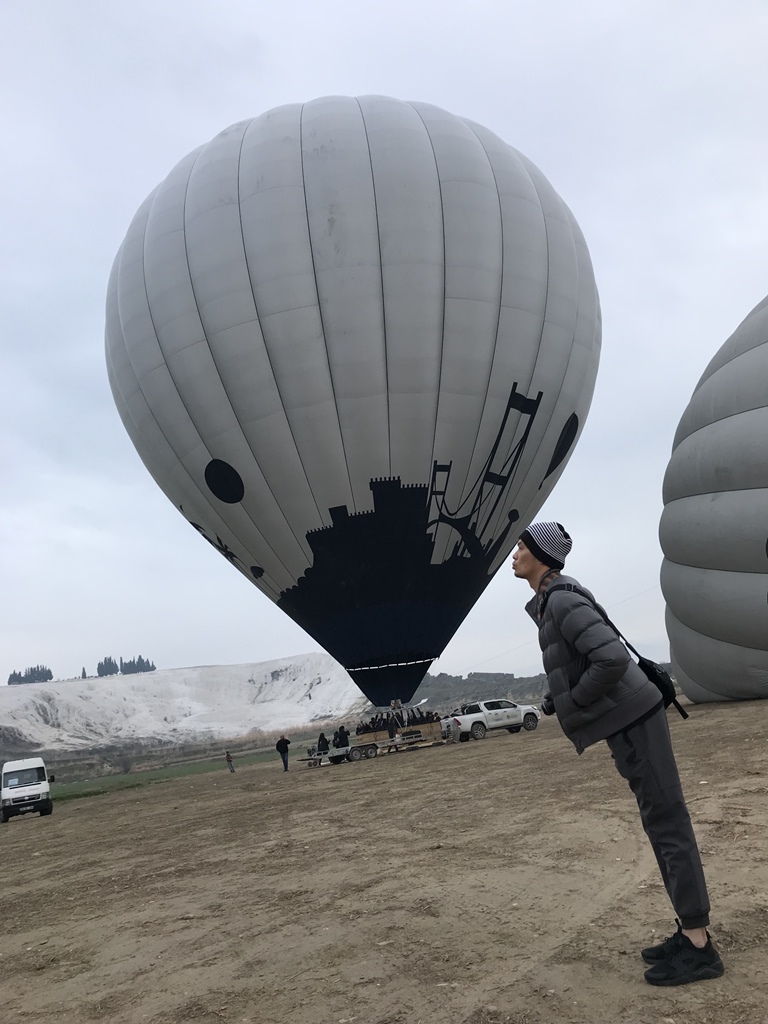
top-left (606, 706), bottom-right (710, 929)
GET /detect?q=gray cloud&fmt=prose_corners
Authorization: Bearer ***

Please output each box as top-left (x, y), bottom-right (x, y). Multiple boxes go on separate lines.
top-left (2, 0), bottom-right (766, 686)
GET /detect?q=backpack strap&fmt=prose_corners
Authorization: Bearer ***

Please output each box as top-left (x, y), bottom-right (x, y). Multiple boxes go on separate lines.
top-left (542, 583), bottom-right (635, 648)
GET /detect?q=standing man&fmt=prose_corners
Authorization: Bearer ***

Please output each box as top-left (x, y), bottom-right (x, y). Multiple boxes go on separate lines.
top-left (276, 734), bottom-right (290, 772)
top-left (225, 750), bottom-right (235, 773)
top-left (512, 521), bottom-right (724, 987)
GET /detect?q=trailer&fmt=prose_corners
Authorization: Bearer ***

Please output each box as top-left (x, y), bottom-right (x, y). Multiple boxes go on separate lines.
top-left (299, 720), bottom-right (444, 767)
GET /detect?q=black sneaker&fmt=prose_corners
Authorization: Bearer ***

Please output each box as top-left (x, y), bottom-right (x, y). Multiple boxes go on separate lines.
top-left (641, 920), bottom-right (683, 964)
top-left (644, 935), bottom-right (724, 987)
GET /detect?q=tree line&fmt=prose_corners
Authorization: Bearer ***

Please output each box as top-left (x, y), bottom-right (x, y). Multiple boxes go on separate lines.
top-left (7, 664), bottom-right (54, 685)
top-left (97, 655), bottom-right (156, 677)
top-left (7, 656), bottom-right (157, 685)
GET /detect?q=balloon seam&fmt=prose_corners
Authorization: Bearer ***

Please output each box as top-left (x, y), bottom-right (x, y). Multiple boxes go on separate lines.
top-left (429, 119), bottom-right (506, 567)
top-left (298, 101), bottom-right (357, 514)
top-left (409, 102), bottom-right (448, 523)
top-left (355, 96), bottom-right (392, 478)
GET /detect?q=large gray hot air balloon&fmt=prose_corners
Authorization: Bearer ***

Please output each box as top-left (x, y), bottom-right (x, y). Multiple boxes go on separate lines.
top-left (106, 95), bottom-right (601, 705)
top-left (661, 295), bottom-right (768, 702)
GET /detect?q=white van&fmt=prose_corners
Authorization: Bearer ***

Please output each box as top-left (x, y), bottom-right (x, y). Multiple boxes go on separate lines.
top-left (1, 757), bottom-right (54, 822)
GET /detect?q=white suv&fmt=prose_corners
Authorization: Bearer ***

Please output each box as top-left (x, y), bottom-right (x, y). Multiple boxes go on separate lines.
top-left (442, 699), bottom-right (541, 742)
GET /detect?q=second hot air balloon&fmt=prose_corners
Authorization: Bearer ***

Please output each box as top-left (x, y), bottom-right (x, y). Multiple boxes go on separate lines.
top-left (106, 95), bottom-right (601, 704)
top-left (661, 294), bottom-right (768, 702)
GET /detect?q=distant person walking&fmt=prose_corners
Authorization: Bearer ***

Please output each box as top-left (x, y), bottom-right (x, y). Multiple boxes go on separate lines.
top-left (225, 750), bottom-right (235, 773)
top-left (276, 734), bottom-right (291, 772)
top-left (386, 713), bottom-right (400, 753)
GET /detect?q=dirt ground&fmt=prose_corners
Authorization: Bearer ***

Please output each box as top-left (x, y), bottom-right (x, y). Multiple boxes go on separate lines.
top-left (2, 701), bottom-right (768, 1024)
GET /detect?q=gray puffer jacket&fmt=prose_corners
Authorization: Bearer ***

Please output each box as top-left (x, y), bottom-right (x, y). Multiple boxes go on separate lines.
top-left (526, 573), bottom-right (661, 753)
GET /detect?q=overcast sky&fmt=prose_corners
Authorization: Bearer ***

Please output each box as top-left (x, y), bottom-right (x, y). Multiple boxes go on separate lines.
top-left (2, 0), bottom-right (767, 687)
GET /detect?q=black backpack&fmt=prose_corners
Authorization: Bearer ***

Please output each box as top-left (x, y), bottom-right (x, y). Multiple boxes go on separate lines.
top-left (542, 583), bottom-right (689, 720)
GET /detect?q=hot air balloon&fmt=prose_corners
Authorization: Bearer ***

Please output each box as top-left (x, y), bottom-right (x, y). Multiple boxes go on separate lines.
top-left (106, 96), bottom-right (601, 705)
top-left (660, 295), bottom-right (768, 702)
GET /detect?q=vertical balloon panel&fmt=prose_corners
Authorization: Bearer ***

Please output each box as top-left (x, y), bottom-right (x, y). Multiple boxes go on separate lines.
top-left (356, 96), bottom-right (445, 484)
top-left (106, 96), bottom-right (601, 704)
top-left (660, 295), bottom-right (768, 701)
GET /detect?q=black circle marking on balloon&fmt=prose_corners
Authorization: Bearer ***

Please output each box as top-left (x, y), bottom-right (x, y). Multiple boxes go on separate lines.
top-left (251, 566), bottom-right (264, 579)
top-left (204, 459), bottom-right (244, 504)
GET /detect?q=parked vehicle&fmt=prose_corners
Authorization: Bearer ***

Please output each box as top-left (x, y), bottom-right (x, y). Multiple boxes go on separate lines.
top-left (1, 757), bottom-right (55, 822)
top-left (442, 699), bottom-right (541, 742)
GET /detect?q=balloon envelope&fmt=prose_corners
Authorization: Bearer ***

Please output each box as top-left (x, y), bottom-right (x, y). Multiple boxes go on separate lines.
top-left (106, 96), bottom-right (601, 704)
top-left (660, 294), bottom-right (768, 701)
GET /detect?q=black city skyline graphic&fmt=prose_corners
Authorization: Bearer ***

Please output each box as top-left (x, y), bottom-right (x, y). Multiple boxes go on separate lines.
top-left (184, 382), bottom-right (578, 706)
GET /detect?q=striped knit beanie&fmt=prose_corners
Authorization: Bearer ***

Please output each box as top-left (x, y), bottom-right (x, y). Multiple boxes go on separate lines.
top-left (519, 521), bottom-right (572, 571)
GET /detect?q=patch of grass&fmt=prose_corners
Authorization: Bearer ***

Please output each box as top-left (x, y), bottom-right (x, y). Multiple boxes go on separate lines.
top-left (52, 745), bottom-right (310, 802)
top-left (55, 779), bottom-right (148, 801)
